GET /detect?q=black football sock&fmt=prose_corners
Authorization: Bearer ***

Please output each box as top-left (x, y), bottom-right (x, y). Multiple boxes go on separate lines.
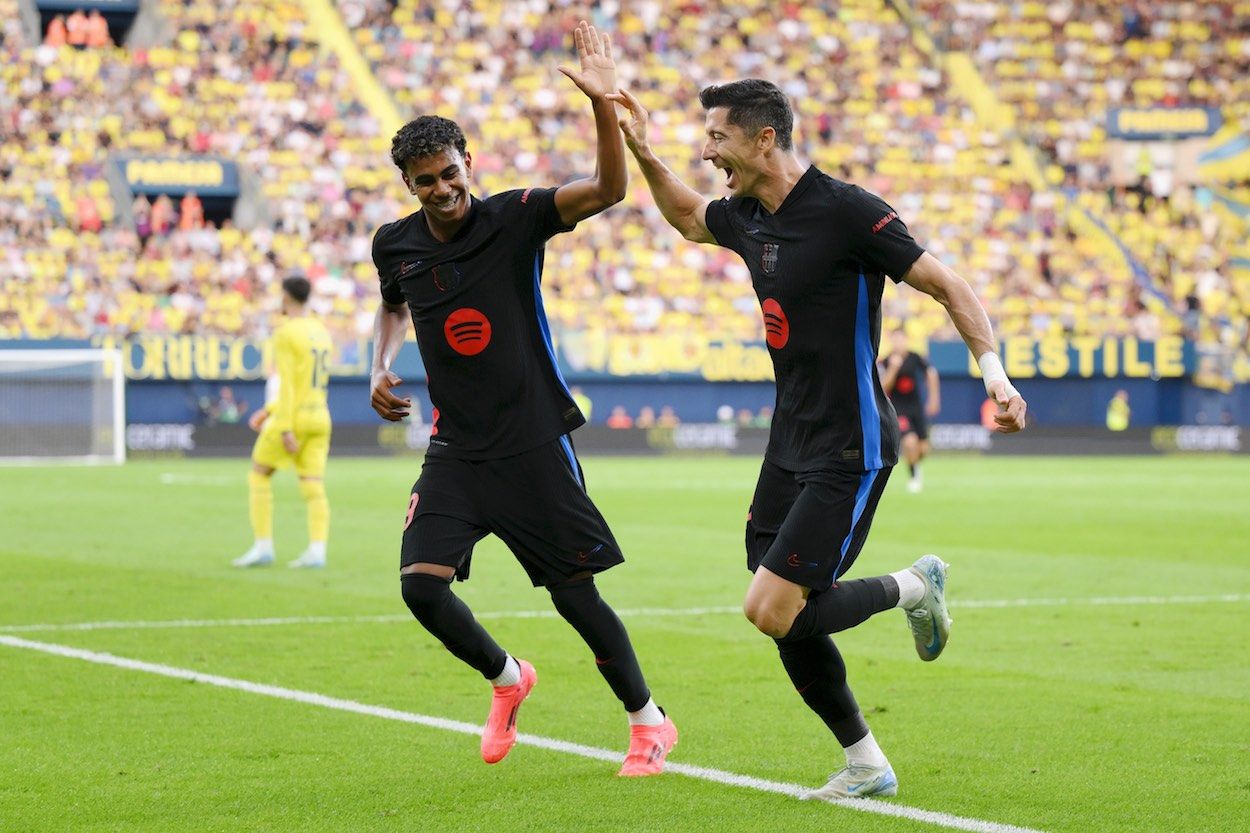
top-left (548, 576), bottom-right (651, 712)
top-left (401, 573), bottom-right (508, 679)
top-left (908, 462), bottom-right (916, 477)
top-left (778, 576), bottom-right (900, 643)
top-left (776, 635), bottom-right (869, 746)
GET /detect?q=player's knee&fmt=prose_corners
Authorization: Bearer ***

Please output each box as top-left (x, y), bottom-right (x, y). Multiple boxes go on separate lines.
top-left (298, 478), bottom-right (325, 501)
top-left (547, 573), bottom-right (598, 618)
top-left (400, 571), bottom-right (452, 619)
top-left (743, 598), bottom-right (795, 639)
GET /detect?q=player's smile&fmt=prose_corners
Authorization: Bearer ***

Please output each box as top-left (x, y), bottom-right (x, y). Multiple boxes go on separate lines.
top-left (403, 148), bottom-right (473, 230)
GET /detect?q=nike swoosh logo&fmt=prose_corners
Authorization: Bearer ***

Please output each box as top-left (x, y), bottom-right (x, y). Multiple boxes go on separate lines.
top-left (925, 624), bottom-right (942, 655)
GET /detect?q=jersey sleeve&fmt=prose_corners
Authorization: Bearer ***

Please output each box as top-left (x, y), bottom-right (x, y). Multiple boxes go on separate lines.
top-left (372, 224), bottom-right (405, 305)
top-left (506, 187), bottom-right (576, 243)
top-left (703, 197), bottom-right (743, 253)
top-left (842, 187), bottom-right (926, 282)
top-left (269, 328), bottom-right (297, 434)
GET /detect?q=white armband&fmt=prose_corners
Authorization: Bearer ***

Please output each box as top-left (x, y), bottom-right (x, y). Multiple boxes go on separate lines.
top-left (977, 352), bottom-right (1020, 401)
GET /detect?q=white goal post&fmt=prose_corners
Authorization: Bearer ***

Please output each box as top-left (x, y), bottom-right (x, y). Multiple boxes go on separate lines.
top-left (0, 348), bottom-right (126, 465)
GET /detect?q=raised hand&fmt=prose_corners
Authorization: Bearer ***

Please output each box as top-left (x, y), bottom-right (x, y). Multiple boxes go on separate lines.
top-left (558, 20), bottom-right (616, 101)
top-left (605, 87), bottom-right (649, 152)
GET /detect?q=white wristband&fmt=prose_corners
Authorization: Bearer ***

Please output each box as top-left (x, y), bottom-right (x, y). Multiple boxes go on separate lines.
top-left (977, 352), bottom-right (1019, 401)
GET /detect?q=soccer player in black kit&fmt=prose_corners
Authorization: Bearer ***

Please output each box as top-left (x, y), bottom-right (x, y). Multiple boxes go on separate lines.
top-left (607, 79), bottom-right (1027, 798)
top-left (881, 329), bottom-right (942, 493)
top-left (368, 22), bottom-right (676, 776)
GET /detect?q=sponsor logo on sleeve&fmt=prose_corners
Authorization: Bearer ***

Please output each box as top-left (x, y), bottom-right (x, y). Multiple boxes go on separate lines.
top-left (872, 211), bottom-right (899, 234)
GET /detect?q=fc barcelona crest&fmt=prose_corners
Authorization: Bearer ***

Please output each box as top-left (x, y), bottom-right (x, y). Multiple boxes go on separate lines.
top-left (762, 242), bottom-right (780, 274)
top-left (432, 262), bottom-right (461, 292)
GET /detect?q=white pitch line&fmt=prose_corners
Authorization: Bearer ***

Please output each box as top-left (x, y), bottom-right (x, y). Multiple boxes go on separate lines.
top-left (1, 593), bottom-right (1247, 634)
top-left (0, 635), bottom-right (1047, 833)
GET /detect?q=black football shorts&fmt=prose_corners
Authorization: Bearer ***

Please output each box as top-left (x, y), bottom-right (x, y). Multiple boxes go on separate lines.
top-left (400, 435), bottom-right (623, 586)
top-left (745, 459), bottom-right (892, 591)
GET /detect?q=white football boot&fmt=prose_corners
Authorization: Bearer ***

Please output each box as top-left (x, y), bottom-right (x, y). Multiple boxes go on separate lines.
top-left (803, 763), bottom-right (899, 800)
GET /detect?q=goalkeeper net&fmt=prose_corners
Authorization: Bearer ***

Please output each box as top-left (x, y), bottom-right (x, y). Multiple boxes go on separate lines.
top-left (0, 349), bottom-right (126, 464)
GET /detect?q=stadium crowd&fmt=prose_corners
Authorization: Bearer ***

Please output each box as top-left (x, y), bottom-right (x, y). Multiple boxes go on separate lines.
top-left (1, 0), bottom-right (1246, 375)
top-left (1, 0), bottom-right (405, 343)
top-left (915, 0), bottom-right (1250, 359)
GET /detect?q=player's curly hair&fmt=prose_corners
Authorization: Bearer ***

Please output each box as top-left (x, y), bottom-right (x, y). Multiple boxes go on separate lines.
top-left (390, 115), bottom-right (468, 171)
top-left (698, 79), bottom-right (794, 151)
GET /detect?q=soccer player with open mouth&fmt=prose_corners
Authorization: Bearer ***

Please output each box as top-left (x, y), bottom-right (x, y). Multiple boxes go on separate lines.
top-left (368, 21), bottom-right (676, 776)
top-left (607, 78), bottom-right (1027, 799)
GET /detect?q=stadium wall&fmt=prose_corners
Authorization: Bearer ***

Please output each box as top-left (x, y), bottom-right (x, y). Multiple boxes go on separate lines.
top-left (116, 376), bottom-right (1245, 429)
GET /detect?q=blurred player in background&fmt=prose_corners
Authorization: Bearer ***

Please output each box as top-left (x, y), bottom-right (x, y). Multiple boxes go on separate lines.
top-left (880, 330), bottom-right (941, 493)
top-left (368, 22), bottom-right (676, 776)
top-left (609, 78), bottom-right (1026, 799)
top-left (232, 275), bottom-right (333, 569)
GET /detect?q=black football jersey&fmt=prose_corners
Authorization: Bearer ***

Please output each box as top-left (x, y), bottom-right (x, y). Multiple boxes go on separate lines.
top-left (889, 352), bottom-right (930, 411)
top-left (372, 187), bottom-right (583, 459)
top-left (704, 166), bottom-right (925, 471)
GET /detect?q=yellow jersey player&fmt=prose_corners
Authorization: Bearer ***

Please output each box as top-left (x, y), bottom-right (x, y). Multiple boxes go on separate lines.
top-left (233, 276), bottom-right (333, 569)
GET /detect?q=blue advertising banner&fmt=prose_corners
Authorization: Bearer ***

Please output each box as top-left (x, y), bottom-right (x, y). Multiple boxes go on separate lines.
top-left (927, 337), bottom-right (1194, 379)
top-left (114, 155), bottom-right (240, 198)
top-left (35, 0), bottom-right (139, 12)
top-left (1107, 107), bottom-right (1222, 140)
top-left (0, 336), bottom-right (1201, 383)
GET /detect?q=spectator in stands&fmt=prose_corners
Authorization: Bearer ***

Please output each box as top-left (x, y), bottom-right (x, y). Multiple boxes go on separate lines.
top-left (44, 14), bottom-right (66, 46)
top-left (716, 404), bottom-right (735, 425)
top-left (65, 9), bottom-right (87, 48)
top-left (735, 408), bottom-right (754, 427)
top-left (178, 192), bottom-right (204, 231)
top-left (211, 386), bottom-right (247, 424)
top-left (606, 406), bottom-right (633, 429)
top-left (75, 195), bottom-right (101, 233)
top-left (657, 406), bottom-right (680, 428)
top-left (1106, 390), bottom-right (1130, 431)
top-left (85, 9), bottom-right (111, 48)
top-left (150, 194), bottom-right (175, 236)
top-left (752, 406), bottom-right (773, 428)
top-left (635, 406), bottom-right (656, 428)
top-left (132, 195), bottom-right (152, 245)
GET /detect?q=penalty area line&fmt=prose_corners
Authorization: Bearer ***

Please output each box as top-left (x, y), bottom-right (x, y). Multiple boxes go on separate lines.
top-left (2, 593), bottom-right (1249, 634)
top-left (0, 635), bottom-right (1048, 833)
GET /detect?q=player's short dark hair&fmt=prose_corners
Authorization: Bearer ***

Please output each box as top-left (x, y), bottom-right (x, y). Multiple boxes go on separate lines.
top-left (698, 79), bottom-right (794, 151)
top-left (391, 115), bottom-right (468, 171)
top-left (282, 275), bottom-right (311, 304)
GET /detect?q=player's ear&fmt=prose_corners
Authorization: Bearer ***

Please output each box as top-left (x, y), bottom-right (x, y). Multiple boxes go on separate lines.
top-left (757, 126), bottom-right (776, 152)
top-left (463, 151), bottom-right (473, 178)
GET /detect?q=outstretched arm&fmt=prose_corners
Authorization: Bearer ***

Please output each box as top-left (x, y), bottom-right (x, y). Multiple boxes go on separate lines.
top-left (605, 87), bottom-right (714, 244)
top-left (901, 252), bottom-right (1027, 433)
top-left (553, 21), bottom-right (627, 226)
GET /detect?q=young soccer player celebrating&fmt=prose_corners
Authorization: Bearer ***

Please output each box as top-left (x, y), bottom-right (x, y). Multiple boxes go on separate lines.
top-left (368, 22), bottom-right (676, 775)
top-left (233, 275), bottom-right (333, 569)
top-left (607, 78), bottom-right (1026, 799)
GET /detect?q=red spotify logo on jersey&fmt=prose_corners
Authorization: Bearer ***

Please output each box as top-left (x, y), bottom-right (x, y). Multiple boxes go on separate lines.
top-left (444, 308), bottom-right (492, 356)
top-left (761, 298), bottom-right (789, 349)
top-left (895, 376), bottom-right (915, 395)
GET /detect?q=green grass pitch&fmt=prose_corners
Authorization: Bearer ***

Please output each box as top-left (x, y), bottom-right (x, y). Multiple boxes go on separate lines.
top-left (2, 455), bottom-right (1248, 833)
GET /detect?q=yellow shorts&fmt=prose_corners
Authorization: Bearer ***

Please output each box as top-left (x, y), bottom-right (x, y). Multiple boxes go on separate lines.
top-left (252, 419), bottom-right (331, 478)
